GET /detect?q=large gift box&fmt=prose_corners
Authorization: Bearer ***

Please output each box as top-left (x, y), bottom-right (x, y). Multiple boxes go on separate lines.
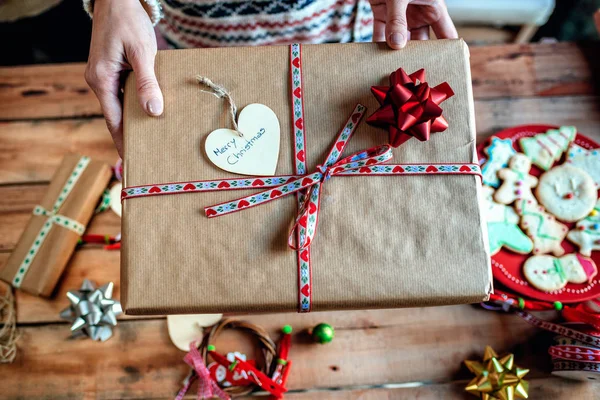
top-left (121, 39), bottom-right (492, 314)
top-left (1, 154), bottom-right (112, 296)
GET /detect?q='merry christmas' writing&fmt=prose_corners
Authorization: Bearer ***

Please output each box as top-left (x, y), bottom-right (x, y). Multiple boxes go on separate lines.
top-left (212, 128), bottom-right (266, 165)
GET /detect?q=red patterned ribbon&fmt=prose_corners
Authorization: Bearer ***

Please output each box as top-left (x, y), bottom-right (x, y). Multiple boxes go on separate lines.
top-left (176, 343), bottom-right (230, 400)
top-left (121, 44), bottom-right (482, 313)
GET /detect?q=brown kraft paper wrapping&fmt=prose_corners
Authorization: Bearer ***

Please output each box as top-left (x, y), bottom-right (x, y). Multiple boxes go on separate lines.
top-left (0, 154), bottom-right (112, 296)
top-left (122, 39), bottom-right (492, 315)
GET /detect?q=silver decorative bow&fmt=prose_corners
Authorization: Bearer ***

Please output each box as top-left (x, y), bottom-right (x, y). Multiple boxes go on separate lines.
top-left (59, 279), bottom-right (122, 341)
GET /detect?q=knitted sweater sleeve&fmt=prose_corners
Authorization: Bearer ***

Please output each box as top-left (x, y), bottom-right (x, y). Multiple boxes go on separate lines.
top-left (82, 0), bottom-right (163, 26)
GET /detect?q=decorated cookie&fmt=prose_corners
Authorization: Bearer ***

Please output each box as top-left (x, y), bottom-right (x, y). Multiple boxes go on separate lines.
top-left (567, 201), bottom-right (600, 256)
top-left (536, 165), bottom-right (597, 222)
top-left (566, 144), bottom-right (600, 189)
top-left (482, 186), bottom-right (533, 255)
top-left (515, 199), bottom-right (568, 256)
top-left (519, 126), bottom-right (576, 171)
top-left (481, 137), bottom-right (516, 188)
top-left (523, 254), bottom-right (598, 292)
top-left (494, 154), bottom-right (538, 205)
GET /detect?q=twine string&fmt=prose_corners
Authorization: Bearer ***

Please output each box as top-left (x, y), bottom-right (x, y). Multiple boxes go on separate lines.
top-left (196, 76), bottom-right (244, 137)
top-left (0, 282), bottom-right (18, 363)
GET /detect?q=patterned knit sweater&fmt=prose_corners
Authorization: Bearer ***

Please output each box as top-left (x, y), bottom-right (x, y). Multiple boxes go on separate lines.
top-left (157, 0), bottom-right (374, 48)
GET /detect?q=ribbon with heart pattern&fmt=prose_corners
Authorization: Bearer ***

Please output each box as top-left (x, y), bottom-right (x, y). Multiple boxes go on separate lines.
top-left (13, 156), bottom-right (89, 287)
top-left (121, 44), bottom-right (482, 313)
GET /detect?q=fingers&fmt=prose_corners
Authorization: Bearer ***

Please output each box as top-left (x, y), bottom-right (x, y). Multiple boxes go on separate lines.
top-left (385, 0), bottom-right (409, 49)
top-left (410, 26), bottom-right (430, 40)
top-left (127, 44), bottom-right (164, 117)
top-left (373, 20), bottom-right (386, 42)
top-left (431, 5), bottom-right (458, 39)
top-left (85, 63), bottom-right (124, 157)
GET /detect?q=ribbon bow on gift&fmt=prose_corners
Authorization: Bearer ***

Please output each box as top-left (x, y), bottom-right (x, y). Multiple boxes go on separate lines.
top-left (204, 104), bottom-right (392, 251)
top-left (367, 68), bottom-right (454, 147)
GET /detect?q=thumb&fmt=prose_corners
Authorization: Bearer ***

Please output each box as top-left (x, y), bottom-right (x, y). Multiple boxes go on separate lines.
top-left (385, 0), bottom-right (408, 49)
top-left (128, 46), bottom-right (163, 116)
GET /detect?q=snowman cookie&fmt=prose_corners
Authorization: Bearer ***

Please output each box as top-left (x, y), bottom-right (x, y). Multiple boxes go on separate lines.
top-left (481, 137), bottom-right (516, 188)
top-left (523, 253), bottom-right (598, 292)
top-left (482, 186), bottom-right (533, 255)
top-left (567, 200), bottom-right (600, 256)
top-left (494, 154), bottom-right (538, 205)
top-left (536, 165), bottom-right (597, 222)
top-left (519, 126), bottom-right (576, 171)
top-left (566, 144), bottom-right (600, 189)
top-left (515, 199), bottom-right (568, 256)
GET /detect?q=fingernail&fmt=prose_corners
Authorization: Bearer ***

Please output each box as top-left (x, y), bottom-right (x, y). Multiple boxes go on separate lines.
top-left (147, 98), bottom-right (163, 116)
top-left (390, 32), bottom-right (405, 47)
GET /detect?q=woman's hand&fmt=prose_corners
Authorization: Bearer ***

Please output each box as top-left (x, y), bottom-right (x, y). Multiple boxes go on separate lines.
top-left (85, 0), bottom-right (164, 157)
top-left (369, 0), bottom-right (457, 49)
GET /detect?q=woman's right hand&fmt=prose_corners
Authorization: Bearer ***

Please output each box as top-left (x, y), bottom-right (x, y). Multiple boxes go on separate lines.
top-left (85, 0), bottom-right (164, 158)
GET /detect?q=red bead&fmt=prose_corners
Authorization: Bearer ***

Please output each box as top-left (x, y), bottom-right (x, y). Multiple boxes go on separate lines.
top-left (564, 193), bottom-right (574, 199)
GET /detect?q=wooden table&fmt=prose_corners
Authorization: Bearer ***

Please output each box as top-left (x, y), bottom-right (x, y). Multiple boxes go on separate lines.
top-left (1, 42), bottom-right (600, 399)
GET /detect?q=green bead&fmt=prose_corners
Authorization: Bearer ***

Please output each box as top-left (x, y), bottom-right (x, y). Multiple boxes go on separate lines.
top-left (207, 344), bottom-right (216, 351)
top-left (518, 298), bottom-right (525, 310)
top-left (282, 325), bottom-right (293, 335)
top-left (553, 301), bottom-right (563, 311)
top-left (311, 323), bottom-right (334, 344)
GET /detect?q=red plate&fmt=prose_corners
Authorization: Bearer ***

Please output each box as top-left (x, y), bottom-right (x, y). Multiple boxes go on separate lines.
top-left (477, 125), bottom-right (600, 303)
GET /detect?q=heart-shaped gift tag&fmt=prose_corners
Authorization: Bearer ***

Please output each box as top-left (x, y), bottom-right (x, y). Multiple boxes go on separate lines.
top-left (167, 313), bottom-right (223, 351)
top-left (205, 103), bottom-right (280, 176)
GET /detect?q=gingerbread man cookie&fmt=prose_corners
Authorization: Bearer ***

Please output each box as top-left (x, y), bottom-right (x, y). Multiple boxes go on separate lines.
top-left (523, 253), bottom-right (597, 292)
top-left (481, 137), bottom-right (516, 188)
top-left (566, 144), bottom-right (600, 189)
top-left (494, 154), bottom-right (538, 205)
top-left (536, 165), bottom-right (597, 222)
top-left (567, 200), bottom-right (600, 256)
top-left (515, 199), bottom-right (568, 256)
top-left (482, 186), bottom-right (533, 255)
top-left (519, 126), bottom-right (576, 171)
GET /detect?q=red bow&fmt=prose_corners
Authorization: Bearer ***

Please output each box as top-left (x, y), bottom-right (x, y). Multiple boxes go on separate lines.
top-left (366, 68), bottom-right (454, 147)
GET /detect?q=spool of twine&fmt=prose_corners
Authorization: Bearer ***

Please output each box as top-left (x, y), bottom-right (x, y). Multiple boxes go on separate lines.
top-left (197, 318), bottom-right (277, 397)
top-left (0, 282), bottom-right (18, 363)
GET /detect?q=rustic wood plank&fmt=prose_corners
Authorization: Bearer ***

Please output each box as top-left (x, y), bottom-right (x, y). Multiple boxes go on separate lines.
top-left (0, 307), bottom-right (566, 399)
top-left (0, 43), bottom-right (598, 121)
top-left (1, 95), bottom-right (599, 184)
top-left (0, 63), bottom-right (99, 121)
top-left (280, 378), bottom-right (599, 399)
top-left (0, 118), bottom-right (118, 184)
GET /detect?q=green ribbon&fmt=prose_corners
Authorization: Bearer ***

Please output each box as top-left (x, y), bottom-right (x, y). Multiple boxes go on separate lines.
top-left (12, 157), bottom-right (90, 287)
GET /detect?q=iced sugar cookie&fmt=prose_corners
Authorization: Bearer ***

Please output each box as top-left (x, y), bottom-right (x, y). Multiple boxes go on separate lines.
top-left (524, 254), bottom-right (598, 292)
top-left (536, 165), bottom-right (597, 222)
top-left (481, 137), bottom-right (516, 188)
top-left (566, 144), bottom-right (600, 189)
top-left (515, 199), bottom-right (568, 256)
top-left (519, 126), bottom-right (576, 171)
top-left (482, 186), bottom-right (533, 255)
top-left (567, 201), bottom-right (600, 256)
top-left (494, 154), bottom-right (538, 205)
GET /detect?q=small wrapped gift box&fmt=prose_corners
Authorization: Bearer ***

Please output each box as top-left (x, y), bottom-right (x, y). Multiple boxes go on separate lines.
top-left (121, 39), bottom-right (492, 314)
top-left (0, 154), bottom-right (112, 296)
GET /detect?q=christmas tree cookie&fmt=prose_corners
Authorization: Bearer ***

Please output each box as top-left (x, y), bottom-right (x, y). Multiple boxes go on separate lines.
top-left (566, 144), bottom-right (600, 189)
top-left (523, 254), bottom-right (597, 292)
top-left (515, 199), bottom-right (568, 256)
top-left (482, 186), bottom-right (533, 255)
top-left (519, 126), bottom-right (577, 171)
top-left (494, 154), bottom-right (538, 205)
top-left (481, 137), bottom-right (516, 188)
top-left (567, 200), bottom-right (600, 256)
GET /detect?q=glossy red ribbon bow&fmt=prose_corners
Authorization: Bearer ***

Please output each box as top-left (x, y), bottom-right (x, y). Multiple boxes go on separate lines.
top-left (366, 68), bottom-right (454, 147)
